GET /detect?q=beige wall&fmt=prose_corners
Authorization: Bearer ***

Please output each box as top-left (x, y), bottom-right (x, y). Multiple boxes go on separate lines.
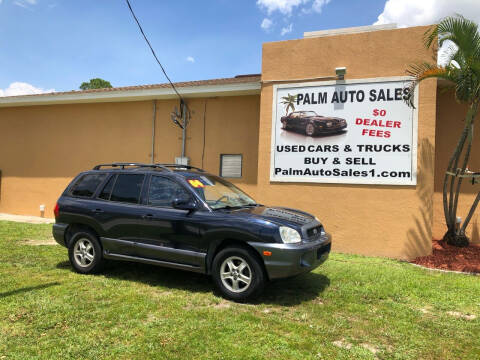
top-left (256, 26), bottom-right (437, 260)
top-left (0, 95), bottom-right (260, 217)
top-left (433, 91), bottom-right (480, 244)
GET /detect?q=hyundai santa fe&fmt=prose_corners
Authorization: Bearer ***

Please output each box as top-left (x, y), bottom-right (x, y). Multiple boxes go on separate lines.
top-left (53, 163), bottom-right (332, 301)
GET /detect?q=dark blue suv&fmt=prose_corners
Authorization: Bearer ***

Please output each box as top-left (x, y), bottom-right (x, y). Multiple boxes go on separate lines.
top-left (53, 163), bottom-right (331, 301)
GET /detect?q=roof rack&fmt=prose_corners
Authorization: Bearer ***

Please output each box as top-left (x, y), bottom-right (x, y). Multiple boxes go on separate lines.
top-left (93, 163), bottom-right (172, 171)
top-left (155, 164), bottom-right (205, 172)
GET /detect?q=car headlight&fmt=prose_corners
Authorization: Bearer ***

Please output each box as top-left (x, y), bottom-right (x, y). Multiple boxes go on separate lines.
top-left (279, 226), bottom-right (302, 244)
top-left (326, 122), bottom-right (332, 127)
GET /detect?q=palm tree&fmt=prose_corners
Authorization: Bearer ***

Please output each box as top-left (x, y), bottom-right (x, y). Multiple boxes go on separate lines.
top-left (281, 93), bottom-right (297, 115)
top-left (406, 14), bottom-right (480, 246)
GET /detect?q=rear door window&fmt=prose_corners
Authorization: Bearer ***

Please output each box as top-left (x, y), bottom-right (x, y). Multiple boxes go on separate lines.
top-left (110, 174), bottom-right (145, 204)
top-left (98, 175), bottom-right (116, 200)
top-left (70, 174), bottom-right (107, 198)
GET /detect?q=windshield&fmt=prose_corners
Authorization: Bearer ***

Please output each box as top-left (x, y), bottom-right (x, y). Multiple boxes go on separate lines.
top-left (302, 111), bottom-right (318, 117)
top-left (186, 175), bottom-right (257, 210)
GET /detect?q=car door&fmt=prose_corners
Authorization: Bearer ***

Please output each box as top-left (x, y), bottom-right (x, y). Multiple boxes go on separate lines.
top-left (134, 175), bottom-right (205, 268)
top-left (92, 173), bottom-right (147, 256)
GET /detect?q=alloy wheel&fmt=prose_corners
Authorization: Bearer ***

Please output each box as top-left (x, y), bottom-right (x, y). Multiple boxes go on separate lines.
top-left (306, 123), bottom-right (315, 136)
top-left (220, 256), bottom-right (252, 293)
top-left (73, 238), bottom-right (95, 268)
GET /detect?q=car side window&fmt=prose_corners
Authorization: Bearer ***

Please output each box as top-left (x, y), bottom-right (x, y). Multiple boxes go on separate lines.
top-left (148, 176), bottom-right (191, 207)
top-left (98, 175), bottom-right (116, 200)
top-left (110, 174), bottom-right (145, 204)
top-left (70, 173), bottom-right (107, 198)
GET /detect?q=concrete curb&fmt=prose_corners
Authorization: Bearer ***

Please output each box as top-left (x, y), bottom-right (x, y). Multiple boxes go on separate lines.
top-left (0, 213), bottom-right (54, 224)
top-left (407, 262), bottom-right (480, 276)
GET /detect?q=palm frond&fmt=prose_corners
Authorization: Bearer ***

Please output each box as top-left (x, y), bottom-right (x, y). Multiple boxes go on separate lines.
top-left (425, 15), bottom-right (480, 63)
top-left (405, 63), bottom-right (455, 108)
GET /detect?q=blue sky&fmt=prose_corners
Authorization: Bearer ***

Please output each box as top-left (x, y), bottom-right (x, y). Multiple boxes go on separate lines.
top-left (0, 0), bottom-right (478, 95)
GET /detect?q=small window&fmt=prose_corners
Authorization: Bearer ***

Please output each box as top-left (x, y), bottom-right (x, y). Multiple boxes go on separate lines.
top-left (70, 174), bottom-right (107, 198)
top-left (98, 175), bottom-right (116, 200)
top-left (148, 176), bottom-right (191, 207)
top-left (220, 154), bottom-right (242, 178)
top-left (110, 174), bottom-right (145, 204)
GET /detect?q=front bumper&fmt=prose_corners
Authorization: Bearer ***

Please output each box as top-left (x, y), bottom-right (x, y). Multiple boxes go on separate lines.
top-left (52, 223), bottom-right (68, 247)
top-left (249, 233), bottom-right (332, 280)
top-left (317, 124), bottom-right (347, 133)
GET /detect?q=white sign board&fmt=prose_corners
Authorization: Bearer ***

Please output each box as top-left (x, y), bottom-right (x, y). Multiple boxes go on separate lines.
top-left (270, 77), bottom-right (418, 185)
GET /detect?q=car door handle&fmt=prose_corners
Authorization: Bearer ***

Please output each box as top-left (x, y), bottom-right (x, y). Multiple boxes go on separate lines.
top-left (142, 214), bottom-right (154, 220)
top-left (91, 209), bottom-right (104, 214)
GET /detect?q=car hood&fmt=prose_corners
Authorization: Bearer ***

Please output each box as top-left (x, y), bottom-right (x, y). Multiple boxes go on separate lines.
top-left (226, 206), bottom-right (316, 227)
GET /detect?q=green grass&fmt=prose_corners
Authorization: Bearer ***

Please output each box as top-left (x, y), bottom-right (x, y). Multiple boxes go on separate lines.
top-left (0, 221), bottom-right (479, 360)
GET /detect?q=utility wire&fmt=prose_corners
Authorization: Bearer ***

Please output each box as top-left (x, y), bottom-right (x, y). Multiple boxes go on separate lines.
top-left (125, 0), bottom-right (186, 106)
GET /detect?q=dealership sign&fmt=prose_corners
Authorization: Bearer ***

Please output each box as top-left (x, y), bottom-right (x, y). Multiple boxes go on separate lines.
top-left (270, 77), bottom-right (418, 185)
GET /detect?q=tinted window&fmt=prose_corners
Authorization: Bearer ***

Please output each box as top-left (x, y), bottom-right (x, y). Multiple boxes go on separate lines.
top-left (110, 174), bottom-right (145, 204)
top-left (98, 175), bottom-right (116, 200)
top-left (70, 174), bottom-right (106, 198)
top-left (148, 176), bottom-right (191, 207)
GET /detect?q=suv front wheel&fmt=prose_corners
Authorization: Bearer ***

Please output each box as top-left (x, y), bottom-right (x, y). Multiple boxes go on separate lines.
top-left (212, 247), bottom-right (265, 302)
top-left (68, 231), bottom-right (104, 274)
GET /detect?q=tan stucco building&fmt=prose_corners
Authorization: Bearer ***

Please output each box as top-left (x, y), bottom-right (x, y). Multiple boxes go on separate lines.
top-left (1, 24), bottom-right (478, 259)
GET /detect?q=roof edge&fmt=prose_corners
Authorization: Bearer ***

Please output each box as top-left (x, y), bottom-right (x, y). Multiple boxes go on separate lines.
top-left (0, 80), bottom-right (261, 108)
top-left (304, 24), bottom-right (398, 38)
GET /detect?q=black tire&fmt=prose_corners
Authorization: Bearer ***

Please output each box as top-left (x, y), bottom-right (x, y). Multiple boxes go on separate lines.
top-left (305, 122), bottom-right (315, 136)
top-left (68, 230), bottom-right (104, 274)
top-left (212, 246), bottom-right (265, 302)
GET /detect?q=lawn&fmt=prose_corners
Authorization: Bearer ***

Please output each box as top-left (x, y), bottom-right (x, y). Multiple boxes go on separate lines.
top-left (0, 221), bottom-right (479, 360)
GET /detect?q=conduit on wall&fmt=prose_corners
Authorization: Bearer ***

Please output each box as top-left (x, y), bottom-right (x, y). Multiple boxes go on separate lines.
top-left (151, 100), bottom-right (156, 164)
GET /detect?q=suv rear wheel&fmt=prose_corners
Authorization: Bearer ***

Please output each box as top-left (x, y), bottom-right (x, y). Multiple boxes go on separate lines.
top-left (68, 231), bottom-right (103, 274)
top-left (212, 247), bottom-right (265, 302)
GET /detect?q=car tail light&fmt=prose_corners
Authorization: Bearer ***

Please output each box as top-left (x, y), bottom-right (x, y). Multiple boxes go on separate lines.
top-left (54, 203), bottom-right (60, 218)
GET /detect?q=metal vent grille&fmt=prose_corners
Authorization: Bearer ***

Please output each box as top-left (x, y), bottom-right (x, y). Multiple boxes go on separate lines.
top-left (220, 154), bottom-right (242, 178)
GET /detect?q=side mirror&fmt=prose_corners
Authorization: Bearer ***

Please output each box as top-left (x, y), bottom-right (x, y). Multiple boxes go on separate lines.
top-left (172, 198), bottom-right (197, 212)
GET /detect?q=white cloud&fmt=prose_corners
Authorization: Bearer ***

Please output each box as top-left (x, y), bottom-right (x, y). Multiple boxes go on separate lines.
top-left (374, 0), bottom-right (480, 65)
top-left (0, 82), bottom-right (55, 97)
top-left (261, 18), bottom-right (273, 31)
top-left (257, 0), bottom-right (331, 15)
top-left (13, 0), bottom-right (37, 9)
top-left (311, 0), bottom-right (330, 13)
top-left (374, 0), bottom-right (480, 27)
top-left (186, 56), bottom-right (195, 63)
top-left (257, 0), bottom-right (308, 15)
top-left (281, 23), bottom-right (293, 36)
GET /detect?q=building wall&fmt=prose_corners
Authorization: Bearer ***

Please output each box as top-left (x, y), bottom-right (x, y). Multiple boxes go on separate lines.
top-left (433, 91), bottom-right (480, 243)
top-left (0, 95), bottom-right (260, 216)
top-left (256, 26), bottom-right (437, 259)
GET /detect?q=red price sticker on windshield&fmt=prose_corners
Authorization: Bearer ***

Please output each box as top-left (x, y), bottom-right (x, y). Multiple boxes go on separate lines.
top-left (188, 179), bottom-right (205, 188)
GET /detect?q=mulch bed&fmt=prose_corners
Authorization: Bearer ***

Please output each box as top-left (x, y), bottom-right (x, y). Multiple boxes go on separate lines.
top-left (412, 240), bottom-right (480, 274)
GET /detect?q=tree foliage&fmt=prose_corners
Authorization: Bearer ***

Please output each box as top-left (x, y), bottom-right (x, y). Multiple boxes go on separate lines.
top-left (79, 78), bottom-right (113, 90)
top-left (406, 14), bottom-right (480, 246)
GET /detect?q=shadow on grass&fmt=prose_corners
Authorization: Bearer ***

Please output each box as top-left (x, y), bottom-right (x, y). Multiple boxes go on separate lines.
top-left (56, 261), bottom-right (330, 306)
top-left (57, 260), bottom-right (212, 294)
top-left (0, 282), bottom-right (60, 299)
top-left (255, 273), bottom-right (330, 306)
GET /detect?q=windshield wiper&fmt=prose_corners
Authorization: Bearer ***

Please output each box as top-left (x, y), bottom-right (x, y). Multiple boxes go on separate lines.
top-left (213, 205), bottom-right (243, 210)
top-left (213, 203), bottom-right (262, 210)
